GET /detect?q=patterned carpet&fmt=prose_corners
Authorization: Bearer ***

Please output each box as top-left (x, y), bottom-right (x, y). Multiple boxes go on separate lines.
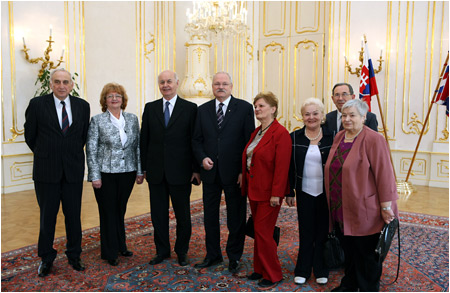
top-left (2, 199), bottom-right (448, 292)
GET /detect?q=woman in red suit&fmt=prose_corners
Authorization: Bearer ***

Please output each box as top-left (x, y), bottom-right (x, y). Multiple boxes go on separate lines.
top-left (241, 91), bottom-right (292, 287)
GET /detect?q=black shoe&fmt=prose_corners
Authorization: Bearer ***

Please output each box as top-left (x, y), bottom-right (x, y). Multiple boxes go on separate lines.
top-left (68, 257), bottom-right (85, 271)
top-left (120, 250), bottom-right (133, 257)
top-left (228, 260), bottom-right (240, 273)
top-left (38, 261), bottom-right (53, 277)
top-left (258, 279), bottom-right (280, 288)
top-left (248, 272), bottom-right (263, 280)
top-left (194, 257), bottom-right (223, 268)
top-left (108, 259), bottom-right (119, 266)
top-left (149, 254), bottom-right (170, 265)
top-left (177, 254), bottom-right (189, 266)
top-left (331, 285), bottom-right (358, 292)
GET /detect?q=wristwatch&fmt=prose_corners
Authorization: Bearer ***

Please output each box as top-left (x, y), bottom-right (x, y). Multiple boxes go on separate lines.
top-left (381, 206), bottom-right (391, 211)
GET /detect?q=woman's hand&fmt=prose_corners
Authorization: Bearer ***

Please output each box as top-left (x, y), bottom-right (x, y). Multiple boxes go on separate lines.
top-left (381, 209), bottom-right (395, 224)
top-left (285, 197), bottom-right (296, 207)
top-left (270, 196), bottom-right (281, 207)
top-left (92, 179), bottom-right (102, 189)
top-left (136, 175), bottom-right (144, 184)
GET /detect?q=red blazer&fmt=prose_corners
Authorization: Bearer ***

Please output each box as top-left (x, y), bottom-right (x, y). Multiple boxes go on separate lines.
top-left (241, 119), bottom-right (292, 201)
top-left (324, 126), bottom-right (399, 236)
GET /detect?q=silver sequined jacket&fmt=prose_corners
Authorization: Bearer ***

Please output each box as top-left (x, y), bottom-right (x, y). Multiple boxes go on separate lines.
top-left (86, 111), bottom-right (143, 181)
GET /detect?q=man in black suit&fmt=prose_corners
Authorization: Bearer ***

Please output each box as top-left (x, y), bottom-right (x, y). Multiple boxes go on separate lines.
top-left (192, 72), bottom-right (255, 273)
top-left (140, 70), bottom-right (200, 267)
top-left (326, 83), bottom-right (378, 135)
top-left (24, 68), bottom-right (90, 277)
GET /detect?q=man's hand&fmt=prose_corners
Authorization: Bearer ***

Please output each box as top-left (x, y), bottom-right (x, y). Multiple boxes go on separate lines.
top-left (202, 157), bottom-right (214, 170)
top-left (285, 197), bottom-right (296, 207)
top-left (92, 179), bottom-right (102, 189)
top-left (237, 173), bottom-right (242, 188)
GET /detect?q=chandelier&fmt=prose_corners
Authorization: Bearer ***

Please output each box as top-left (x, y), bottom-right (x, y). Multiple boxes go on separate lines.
top-left (185, 1), bottom-right (248, 40)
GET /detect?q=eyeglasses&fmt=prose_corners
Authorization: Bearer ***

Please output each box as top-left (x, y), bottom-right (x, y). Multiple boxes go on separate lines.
top-left (106, 94), bottom-right (123, 99)
top-left (213, 82), bottom-right (231, 87)
top-left (333, 93), bottom-right (351, 98)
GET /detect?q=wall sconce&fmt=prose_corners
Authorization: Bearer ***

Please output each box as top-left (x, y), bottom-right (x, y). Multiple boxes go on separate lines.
top-left (344, 35), bottom-right (384, 77)
top-left (21, 25), bottom-right (64, 78)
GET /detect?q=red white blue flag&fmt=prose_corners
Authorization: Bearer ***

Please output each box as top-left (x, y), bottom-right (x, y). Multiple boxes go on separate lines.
top-left (433, 62), bottom-right (449, 117)
top-left (359, 43), bottom-right (379, 112)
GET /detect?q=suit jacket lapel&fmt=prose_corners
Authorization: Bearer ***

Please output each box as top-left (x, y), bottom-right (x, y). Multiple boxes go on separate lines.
top-left (167, 98), bottom-right (183, 128)
top-left (68, 96), bottom-right (79, 134)
top-left (46, 94), bottom-right (62, 135)
top-left (253, 120), bottom-right (278, 154)
top-left (154, 99), bottom-right (165, 127)
top-left (208, 99), bottom-right (219, 130)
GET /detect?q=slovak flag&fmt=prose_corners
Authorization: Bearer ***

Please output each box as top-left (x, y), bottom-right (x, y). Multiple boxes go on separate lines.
top-left (359, 43), bottom-right (379, 112)
top-left (433, 62), bottom-right (449, 117)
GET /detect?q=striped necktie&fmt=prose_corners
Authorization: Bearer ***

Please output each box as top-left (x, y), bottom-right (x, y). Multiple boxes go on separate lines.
top-left (61, 101), bottom-right (69, 134)
top-left (164, 101), bottom-right (171, 127)
top-left (217, 103), bottom-right (224, 129)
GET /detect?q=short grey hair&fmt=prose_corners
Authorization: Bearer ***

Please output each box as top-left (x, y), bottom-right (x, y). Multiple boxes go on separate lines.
top-left (50, 68), bottom-right (73, 84)
top-left (212, 71), bottom-right (233, 85)
top-left (332, 82), bottom-right (354, 95)
top-left (342, 99), bottom-right (369, 117)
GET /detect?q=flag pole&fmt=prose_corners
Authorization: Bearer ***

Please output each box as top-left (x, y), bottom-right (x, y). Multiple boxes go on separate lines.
top-left (374, 93), bottom-right (397, 181)
top-left (404, 52), bottom-right (449, 183)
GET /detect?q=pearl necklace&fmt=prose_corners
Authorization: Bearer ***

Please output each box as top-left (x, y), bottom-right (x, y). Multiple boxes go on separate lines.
top-left (344, 127), bottom-right (363, 140)
top-left (305, 127), bottom-right (322, 141)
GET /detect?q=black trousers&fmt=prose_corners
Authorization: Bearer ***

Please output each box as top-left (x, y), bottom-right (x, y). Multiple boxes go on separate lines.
top-left (34, 179), bottom-right (83, 263)
top-left (336, 225), bottom-right (382, 291)
top-left (148, 176), bottom-right (192, 257)
top-left (295, 191), bottom-right (329, 279)
top-left (202, 172), bottom-right (247, 261)
top-left (94, 172), bottom-right (136, 260)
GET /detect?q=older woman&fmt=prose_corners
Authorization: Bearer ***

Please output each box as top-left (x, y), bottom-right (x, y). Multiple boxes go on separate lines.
top-left (286, 98), bottom-right (333, 286)
top-left (241, 92), bottom-right (292, 287)
top-left (86, 83), bottom-right (144, 266)
top-left (324, 99), bottom-right (398, 292)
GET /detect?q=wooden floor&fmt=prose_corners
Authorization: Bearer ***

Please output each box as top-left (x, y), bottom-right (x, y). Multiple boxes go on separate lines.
top-left (1, 183), bottom-right (448, 253)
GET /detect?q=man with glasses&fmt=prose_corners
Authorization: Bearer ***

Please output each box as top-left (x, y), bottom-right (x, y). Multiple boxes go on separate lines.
top-left (326, 83), bottom-right (378, 135)
top-left (192, 72), bottom-right (255, 273)
top-left (24, 68), bottom-right (90, 277)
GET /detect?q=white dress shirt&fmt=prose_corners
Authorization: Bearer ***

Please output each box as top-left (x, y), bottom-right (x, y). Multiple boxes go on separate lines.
top-left (337, 111), bottom-right (342, 131)
top-left (302, 145), bottom-right (323, 196)
top-left (54, 95), bottom-right (72, 128)
top-left (108, 110), bottom-right (127, 147)
top-left (163, 95), bottom-right (178, 117)
top-left (216, 96), bottom-right (231, 116)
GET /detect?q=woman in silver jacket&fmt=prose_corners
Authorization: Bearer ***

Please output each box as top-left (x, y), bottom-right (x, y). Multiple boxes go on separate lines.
top-left (86, 82), bottom-right (144, 266)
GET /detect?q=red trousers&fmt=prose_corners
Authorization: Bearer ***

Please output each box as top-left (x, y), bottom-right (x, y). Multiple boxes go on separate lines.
top-left (249, 199), bottom-right (282, 282)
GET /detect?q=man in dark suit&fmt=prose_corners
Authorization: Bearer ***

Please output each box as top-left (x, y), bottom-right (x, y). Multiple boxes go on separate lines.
top-left (140, 70), bottom-right (200, 267)
top-left (24, 68), bottom-right (90, 277)
top-left (326, 83), bottom-right (378, 135)
top-left (192, 72), bottom-right (255, 273)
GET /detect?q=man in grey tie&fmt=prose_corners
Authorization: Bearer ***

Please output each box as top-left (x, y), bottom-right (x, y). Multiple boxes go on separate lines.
top-left (24, 68), bottom-right (90, 277)
top-left (140, 70), bottom-right (200, 266)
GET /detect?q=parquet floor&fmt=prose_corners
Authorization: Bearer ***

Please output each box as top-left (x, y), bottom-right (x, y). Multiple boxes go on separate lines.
top-left (1, 182), bottom-right (448, 253)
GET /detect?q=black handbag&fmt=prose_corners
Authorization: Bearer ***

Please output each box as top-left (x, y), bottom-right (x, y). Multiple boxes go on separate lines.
top-left (375, 217), bottom-right (400, 285)
top-left (375, 217), bottom-right (399, 262)
top-left (323, 230), bottom-right (345, 269)
top-left (245, 215), bottom-right (280, 246)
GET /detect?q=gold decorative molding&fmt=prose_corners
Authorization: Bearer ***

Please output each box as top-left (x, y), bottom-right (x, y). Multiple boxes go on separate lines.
top-left (295, 2), bottom-right (320, 34)
top-left (438, 129), bottom-right (449, 142)
top-left (262, 2), bottom-right (286, 37)
top-left (144, 33), bottom-right (155, 63)
top-left (437, 160), bottom-right (449, 178)
top-left (405, 112), bottom-right (428, 135)
top-left (400, 157), bottom-right (426, 176)
top-left (245, 37), bottom-right (253, 62)
top-left (193, 47), bottom-right (205, 63)
top-left (293, 39), bottom-right (319, 122)
top-left (10, 161), bottom-right (33, 182)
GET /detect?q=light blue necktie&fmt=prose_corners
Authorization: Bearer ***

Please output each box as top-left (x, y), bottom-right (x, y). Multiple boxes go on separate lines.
top-left (164, 101), bottom-right (170, 126)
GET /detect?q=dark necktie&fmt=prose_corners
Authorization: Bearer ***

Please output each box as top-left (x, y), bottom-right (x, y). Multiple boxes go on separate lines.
top-left (164, 101), bottom-right (170, 126)
top-left (61, 101), bottom-right (69, 134)
top-left (217, 103), bottom-right (224, 129)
